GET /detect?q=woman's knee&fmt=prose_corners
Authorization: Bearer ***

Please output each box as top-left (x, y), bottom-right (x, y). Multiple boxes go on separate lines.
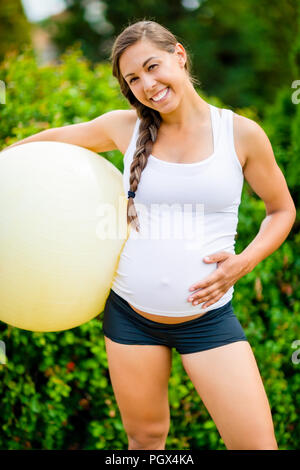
top-left (127, 425), bottom-right (170, 450)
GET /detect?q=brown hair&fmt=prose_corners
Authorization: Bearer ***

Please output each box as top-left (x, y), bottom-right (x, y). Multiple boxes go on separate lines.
top-left (109, 20), bottom-right (200, 232)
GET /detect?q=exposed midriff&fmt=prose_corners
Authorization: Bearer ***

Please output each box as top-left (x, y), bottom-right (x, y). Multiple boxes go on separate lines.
top-left (128, 303), bottom-right (206, 324)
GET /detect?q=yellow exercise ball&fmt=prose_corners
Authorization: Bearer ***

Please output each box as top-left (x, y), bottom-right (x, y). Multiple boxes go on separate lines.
top-left (0, 141), bottom-right (129, 332)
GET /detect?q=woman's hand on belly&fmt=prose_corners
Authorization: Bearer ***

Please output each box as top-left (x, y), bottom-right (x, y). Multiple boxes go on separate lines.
top-left (188, 251), bottom-right (250, 309)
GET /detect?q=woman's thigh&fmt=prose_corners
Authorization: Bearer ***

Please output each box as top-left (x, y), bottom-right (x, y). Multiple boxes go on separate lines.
top-left (104, 336), bottom-right (172, 443)
top-left (180, 340), bottom-right (278, 450)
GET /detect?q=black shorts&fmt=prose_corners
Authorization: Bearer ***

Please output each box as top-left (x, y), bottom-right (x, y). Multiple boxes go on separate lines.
top-left (102, 288), bottom-right (248, 355)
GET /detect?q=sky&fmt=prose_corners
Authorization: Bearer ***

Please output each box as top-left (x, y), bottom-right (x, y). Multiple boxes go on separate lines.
top-left (21, 0), bottom-right (67, 22)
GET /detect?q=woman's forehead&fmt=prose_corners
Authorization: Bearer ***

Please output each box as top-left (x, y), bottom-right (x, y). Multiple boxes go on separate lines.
top-left (120, 43), bottom-right (167, 76)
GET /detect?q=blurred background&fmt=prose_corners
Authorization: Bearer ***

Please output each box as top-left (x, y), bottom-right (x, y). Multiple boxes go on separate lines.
top-left (0, 0), bottom-right (299, 451)
top-left (1, 0), bottom-right (299, 111)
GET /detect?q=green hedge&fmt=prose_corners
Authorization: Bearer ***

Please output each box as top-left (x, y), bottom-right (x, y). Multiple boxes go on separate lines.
top-left (0, 45), bottom-right (299, 450)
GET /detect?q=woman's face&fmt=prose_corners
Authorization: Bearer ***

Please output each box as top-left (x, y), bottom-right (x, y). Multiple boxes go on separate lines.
top-left (119, 39), bottom-right (188, 112)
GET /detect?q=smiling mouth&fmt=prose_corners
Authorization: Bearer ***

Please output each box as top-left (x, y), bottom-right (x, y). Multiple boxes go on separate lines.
top-left (150, 87), bottom-right (170, 103)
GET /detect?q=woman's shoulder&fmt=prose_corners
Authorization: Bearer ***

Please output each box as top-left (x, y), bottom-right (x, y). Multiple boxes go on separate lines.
top-left (231, 110), bottom-right (264, 170)
top-left (232, 110), bottom-right (261, 138)
top-left (105, 109), bottom-right (138, 154)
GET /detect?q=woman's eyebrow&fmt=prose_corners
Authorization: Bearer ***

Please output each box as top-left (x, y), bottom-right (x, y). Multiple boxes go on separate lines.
top-left (125, 56), bottom-right (160, 79)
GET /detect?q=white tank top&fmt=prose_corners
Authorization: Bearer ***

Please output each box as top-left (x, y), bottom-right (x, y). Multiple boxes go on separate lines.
top-left (110, 104), bottom-right (244, 316)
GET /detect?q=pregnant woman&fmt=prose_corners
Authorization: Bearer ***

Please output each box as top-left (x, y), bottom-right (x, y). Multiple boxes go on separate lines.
top-left (5, 20), bottom-right (295, 451)
top-left (103, 20), bottom-right (295, 451)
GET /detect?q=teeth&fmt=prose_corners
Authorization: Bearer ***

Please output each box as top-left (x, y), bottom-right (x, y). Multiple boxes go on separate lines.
top-left (152, 87), bottom-right (168, 101)
top-left (153, 88), bottom-right (168, 101)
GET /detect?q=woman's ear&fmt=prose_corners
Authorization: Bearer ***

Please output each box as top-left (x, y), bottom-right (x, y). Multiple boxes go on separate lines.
top-left (175, 42), bottom-right (187, 68)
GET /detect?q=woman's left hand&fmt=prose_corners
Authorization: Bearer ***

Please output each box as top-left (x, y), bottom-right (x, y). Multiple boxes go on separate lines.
top-left (188, 251), bottom-right (249, 309)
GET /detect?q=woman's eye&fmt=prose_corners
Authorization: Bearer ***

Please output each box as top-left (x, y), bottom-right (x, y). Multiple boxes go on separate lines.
top-left (129, 64), bottom-right (158, 84)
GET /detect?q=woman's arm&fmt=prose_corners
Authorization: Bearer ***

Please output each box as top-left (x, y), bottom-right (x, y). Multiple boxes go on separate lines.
top-left (187, 115), bottom-right (296, 308)
top-left (236, 115), bottom-right (296, 272)
top-left (1, 109), bottom-right (131, 154)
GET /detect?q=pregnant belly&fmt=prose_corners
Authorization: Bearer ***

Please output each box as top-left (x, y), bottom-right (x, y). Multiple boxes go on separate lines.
top-left (113, 237), bottom-right (226, 319)
top-left (128, 303), bottom-right (206, 324)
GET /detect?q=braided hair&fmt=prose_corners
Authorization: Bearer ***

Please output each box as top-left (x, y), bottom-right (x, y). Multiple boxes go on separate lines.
top-left (110, 20), bottom-right (200, 232)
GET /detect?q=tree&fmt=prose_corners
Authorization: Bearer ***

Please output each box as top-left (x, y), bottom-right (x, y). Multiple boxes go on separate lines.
top-left (0, 0), bottom-right (31, 62)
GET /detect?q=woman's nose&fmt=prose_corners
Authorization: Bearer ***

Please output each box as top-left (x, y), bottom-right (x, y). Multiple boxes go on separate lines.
top-left (142, 77), bottom-right (157, 95)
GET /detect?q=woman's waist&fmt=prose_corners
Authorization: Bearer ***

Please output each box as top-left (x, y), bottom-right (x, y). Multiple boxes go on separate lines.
top-left (127, 302), bottom-right (210, 324)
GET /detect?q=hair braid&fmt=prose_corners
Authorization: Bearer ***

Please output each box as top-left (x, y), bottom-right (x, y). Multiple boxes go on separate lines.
top-left (127, 105), bottom-right (162, 232)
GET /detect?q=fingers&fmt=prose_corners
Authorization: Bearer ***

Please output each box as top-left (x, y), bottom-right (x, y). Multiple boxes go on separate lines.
top-left (189, 269), bottom-right (225, 292)
top-left (202, 292), bottom-right (223, 309)
top-left (188, 282), bottom-right (220, 302)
